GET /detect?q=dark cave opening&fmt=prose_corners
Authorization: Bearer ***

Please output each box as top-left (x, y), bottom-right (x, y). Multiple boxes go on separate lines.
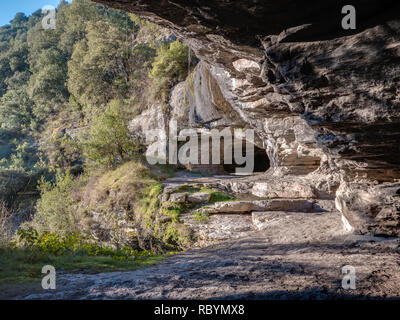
top-left (223, 144), bottom-right (270, 174)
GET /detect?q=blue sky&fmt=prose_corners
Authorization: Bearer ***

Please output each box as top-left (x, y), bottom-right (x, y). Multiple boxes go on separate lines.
top-left (0, 0), bottom-right (72, 26)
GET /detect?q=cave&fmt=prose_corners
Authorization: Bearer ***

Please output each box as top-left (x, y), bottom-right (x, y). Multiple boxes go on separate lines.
top-left (223, 144), bottom-right (270, 174)
top-left (253, 147), bottom-right (271, 173)
top-left (97, 0), bottom-right (400, 238)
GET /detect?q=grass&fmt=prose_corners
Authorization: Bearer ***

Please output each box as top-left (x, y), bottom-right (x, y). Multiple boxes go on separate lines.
top-left (0, 246), bottom-right (167, 285)
top-left (193, 211), bottom-right (210, 222)
top-left (162, 204), bottom-right (186, 221)
top-left (161, 201), bottom-right (196, 221)
top-left (208, 190), bottom-right (235, 203)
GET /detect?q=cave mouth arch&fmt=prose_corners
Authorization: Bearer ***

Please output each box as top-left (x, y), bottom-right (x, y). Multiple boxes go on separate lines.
top-left (223, 143), bottom-right (270, 174)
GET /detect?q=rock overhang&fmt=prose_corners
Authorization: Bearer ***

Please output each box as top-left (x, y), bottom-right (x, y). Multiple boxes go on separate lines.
top-left (95, 0), bottom-right (400, 236)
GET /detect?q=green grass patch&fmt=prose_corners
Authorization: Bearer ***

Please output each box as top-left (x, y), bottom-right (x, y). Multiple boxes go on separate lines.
top-left (137, 182), bottom-right (164, 224)
top-left (207, 191), bottom-right (235, 204)
top-left (197, 187), bottom-right (236, 204)
top-left (165, 185), bottom-right (236, 224)
top-left (0, 246), bottom-right (167, 285)
top-left (160, 202), bottom-right (195, 221)
top-left (193, 211), bottom-right (210, 223)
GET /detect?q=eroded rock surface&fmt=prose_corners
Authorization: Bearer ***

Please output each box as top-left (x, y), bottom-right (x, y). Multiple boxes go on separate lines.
top-left (336, 181), bottom-right (400, 236)
top-left (100, 1), bottom-right (400, 236)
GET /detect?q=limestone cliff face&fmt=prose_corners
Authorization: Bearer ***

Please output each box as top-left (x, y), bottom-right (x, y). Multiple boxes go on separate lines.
top-left (96, 0), bottom-right (400, 236)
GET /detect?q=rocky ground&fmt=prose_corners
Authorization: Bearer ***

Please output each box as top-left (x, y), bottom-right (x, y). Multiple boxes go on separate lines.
top-left (12, 174), bottom-right (400, 300)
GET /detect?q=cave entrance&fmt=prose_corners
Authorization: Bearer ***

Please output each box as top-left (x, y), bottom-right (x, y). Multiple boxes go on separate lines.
top-left (223, 143), bottom-right (270, 174)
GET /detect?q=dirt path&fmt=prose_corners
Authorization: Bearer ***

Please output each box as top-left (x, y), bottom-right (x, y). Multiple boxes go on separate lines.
top-left (15, 211), bottom-right (400, 300)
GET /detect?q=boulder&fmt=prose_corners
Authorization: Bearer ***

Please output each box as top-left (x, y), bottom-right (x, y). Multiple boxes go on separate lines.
top-left (252, 181), bottom-right (317, 199)
top-left (335, 182), bottom-right (400, 237)
top-left (160, 193), bottom-right (169, 202)
top-left (187, 192), bottom-right (211, 204)
top-left (169, 193), bottom-right (187, 203)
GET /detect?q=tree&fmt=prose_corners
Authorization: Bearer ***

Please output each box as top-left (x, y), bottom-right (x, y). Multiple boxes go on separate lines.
top-left (0, 88), bottom-right (32, 131)
top-left (26, 0), bottom-right (103, 125)
top-left (67, 20), bottom-right (137, 117)
top-left (27, 48), bottom-right (68, 120)
top-left (149, 40), bottom-right (189, 101)
top-left (56, 0), bottom-right (102, 57)
top-left (34, 171), bottom-right (78, 234)
top-left (83, 100), bottom-right (139, 169)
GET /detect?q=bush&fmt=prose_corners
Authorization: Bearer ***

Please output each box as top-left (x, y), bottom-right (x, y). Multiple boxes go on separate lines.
top-left (82, 162), bottom-right (164, 250)
top-left (0, 131), bottom-right (47, 205)
top-left (0, 202), bottom-right (13, 245)
top-left (38, 114), bottom-right (83, 172)
top-left (15, 228), bottom-right (152, 261)
top-left (83, 162), bottom-right (193, 251)
top-left (31, 160), bottom-right (193, 253)
top-left (83, 100), bottom-right (139, 169)
top-left (33, 171), bottom-right (80, 235)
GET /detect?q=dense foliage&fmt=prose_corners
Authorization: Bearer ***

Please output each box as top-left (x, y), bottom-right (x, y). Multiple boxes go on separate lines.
top-left (0, 0), bottom-right (190, 255)
top-left (15, 228), bottom-right (152, 260)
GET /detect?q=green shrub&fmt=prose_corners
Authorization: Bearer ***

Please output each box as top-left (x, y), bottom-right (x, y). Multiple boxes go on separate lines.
top-left (15, 228), bottom-right (152, 261)
top-left (135, 182), bottom-right (194, 250)
top-left (34, 171), bottom-right (79, 235)
top-left (137, 182), bottom-right (163, 223)
top-left (160, 201), bottom-right (195, 222)
top-left (39, 123), bottom-right (83, 172)
top-left (83, 100), bottom-right (139, 169)
top-left (149, 40), bottom-right (188, 102)
top-left (0, 130), bottom-right (47, 205)
top-left (162, 222), bottom-right (192, 248)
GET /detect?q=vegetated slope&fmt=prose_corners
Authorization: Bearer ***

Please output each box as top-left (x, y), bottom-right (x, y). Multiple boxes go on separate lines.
top-left (0, 0), bottom-right (193, 268)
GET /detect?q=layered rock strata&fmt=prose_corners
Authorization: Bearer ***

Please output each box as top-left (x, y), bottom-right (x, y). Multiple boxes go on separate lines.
top-left (97, 0), bottom-right (400, 236)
